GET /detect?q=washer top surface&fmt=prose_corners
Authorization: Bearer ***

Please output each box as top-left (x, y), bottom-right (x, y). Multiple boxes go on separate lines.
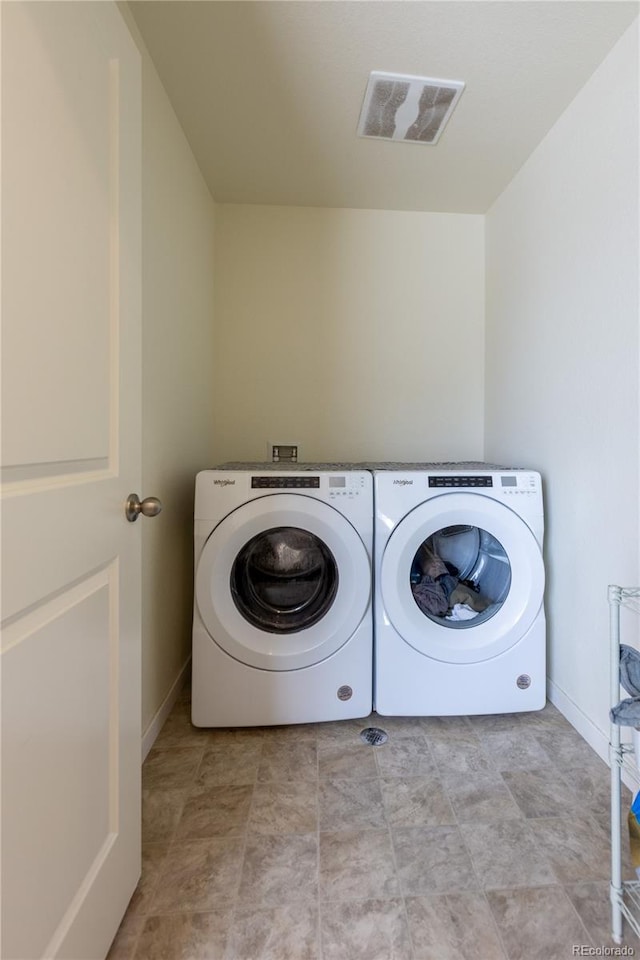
top-left (214, 461), bottom-right (369, 471)
top-left (215, 461), bottom-right (533, 471)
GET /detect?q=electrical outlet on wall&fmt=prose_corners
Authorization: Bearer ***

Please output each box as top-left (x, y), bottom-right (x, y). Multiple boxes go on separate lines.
top-left (267, 442), bottom-right (299, 463)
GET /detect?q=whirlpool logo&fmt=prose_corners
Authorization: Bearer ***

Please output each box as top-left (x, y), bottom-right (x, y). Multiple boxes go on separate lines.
top-left (213, 478), bottom-right (236, 487)
top-left (393, 479), bottom-right (413, 486)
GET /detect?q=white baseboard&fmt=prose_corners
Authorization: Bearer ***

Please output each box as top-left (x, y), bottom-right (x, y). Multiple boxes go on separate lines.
top-left (545, 675), bottom-right (640, 794)
top-left (141, 658), bottom-right (191, 763)
top-left (547, 676), bottom-right (610, 764)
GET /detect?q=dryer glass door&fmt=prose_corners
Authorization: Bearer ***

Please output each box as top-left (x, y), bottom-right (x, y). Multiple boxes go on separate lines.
top-left (380, 493), bottom-right (544, 664)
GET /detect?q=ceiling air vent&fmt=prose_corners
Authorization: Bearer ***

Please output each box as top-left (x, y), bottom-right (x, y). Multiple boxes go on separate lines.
top-left (357, 71), bottom-right (464, 145)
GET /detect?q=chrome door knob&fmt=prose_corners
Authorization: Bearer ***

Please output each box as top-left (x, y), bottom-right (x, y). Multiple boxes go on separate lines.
top-left (125, 493), bottom-right (163, 522)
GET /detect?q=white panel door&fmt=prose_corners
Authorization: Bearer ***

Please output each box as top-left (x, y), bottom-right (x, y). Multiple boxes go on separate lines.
top-left (1, 3), bottom-right (142, 958)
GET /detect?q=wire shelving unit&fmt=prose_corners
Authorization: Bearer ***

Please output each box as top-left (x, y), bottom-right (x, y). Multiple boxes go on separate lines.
top-left (609, 584), bottom-right (640, 944)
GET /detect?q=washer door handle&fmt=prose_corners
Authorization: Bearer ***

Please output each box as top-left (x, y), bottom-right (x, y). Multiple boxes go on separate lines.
top-left (125, 493), bottom-right (163, 522)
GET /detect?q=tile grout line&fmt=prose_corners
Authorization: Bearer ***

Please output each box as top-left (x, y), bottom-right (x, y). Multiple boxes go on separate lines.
top-left (373, 731), bottom-right (418, 960)
top-left (222, 732), bottom-right (265, 959)
top-left (315, 730), bottom-right (325, 960)
top-left (132, 737), bottom-right (209, 959)
top-left (124, 916), bottom-right (144, 960)
top-left (436, 719), bottom-right (512, 960)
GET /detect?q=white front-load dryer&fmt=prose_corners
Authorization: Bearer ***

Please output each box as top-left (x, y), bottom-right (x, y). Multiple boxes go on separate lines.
top-left (373, 464), bottom-right (546, 716)
top-left (192, 465), bottom-right (373, 726)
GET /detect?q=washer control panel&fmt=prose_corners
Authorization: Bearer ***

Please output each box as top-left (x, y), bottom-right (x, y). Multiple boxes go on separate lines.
top-left (249, 474), bottom-right (366, 499)
top-left (251, 476), bottom-right (320, 489)
top-left (328, 474), bottom-right (367, 499)
top-left (499, 473), bottom-right (539, 496)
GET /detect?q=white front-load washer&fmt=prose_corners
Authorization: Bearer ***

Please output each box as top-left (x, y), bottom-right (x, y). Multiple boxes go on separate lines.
top-left (192, 465), bottom-right (373, 726)
top-left (373, 463), bottom-right (546, 716)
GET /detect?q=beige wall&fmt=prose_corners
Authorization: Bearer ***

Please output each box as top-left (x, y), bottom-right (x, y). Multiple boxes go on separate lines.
top-left (485, 21), bottom-right (639, 754)
top-left (121, 6), bottom-right (217, 736)
top-left (213, 205), bottom-right (485, 464)
top-left (121, 4), bottom-right (638, 750)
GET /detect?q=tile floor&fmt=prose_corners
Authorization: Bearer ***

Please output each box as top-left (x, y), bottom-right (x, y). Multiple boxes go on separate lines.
top-left (108, 690), bottom-right (640, 960)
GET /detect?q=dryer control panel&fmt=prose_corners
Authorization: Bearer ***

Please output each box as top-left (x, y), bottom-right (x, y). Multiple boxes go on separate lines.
top-left (427, 473), bottom-right (539, 496)
top-left (429, 475), bottom-right (493, 488)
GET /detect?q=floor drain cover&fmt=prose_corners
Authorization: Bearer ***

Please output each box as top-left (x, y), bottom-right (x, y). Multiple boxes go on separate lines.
top-left (360, 727), bottom-right (388, 746)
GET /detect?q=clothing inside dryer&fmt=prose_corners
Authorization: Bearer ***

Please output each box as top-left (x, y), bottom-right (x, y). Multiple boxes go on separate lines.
top-left (231, 526), bottom-right (338, 633)
top-left (410, 525), bottom-right (511, 628)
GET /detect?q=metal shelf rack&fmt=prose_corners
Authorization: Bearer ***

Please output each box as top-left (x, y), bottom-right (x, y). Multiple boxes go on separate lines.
top-left (609, 584), bottom-right (640, 944)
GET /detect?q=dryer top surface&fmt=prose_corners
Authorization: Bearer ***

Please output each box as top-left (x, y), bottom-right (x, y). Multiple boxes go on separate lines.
top-left (363, 461), bottom-right (531, 471)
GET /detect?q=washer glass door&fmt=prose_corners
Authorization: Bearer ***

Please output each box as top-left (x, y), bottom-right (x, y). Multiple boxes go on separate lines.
top-left (231, 526), bottom-right (338, 633)
top-left (380, 493), bottom-right (544, 663)
top-left (196, 494), bottom-right (371, 671)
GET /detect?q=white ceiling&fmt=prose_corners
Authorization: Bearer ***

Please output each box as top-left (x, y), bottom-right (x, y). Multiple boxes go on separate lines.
top-left (130, 0), bottom-right (639, 214)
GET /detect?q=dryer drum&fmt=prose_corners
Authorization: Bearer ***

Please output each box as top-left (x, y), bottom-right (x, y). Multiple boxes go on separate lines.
top-left (411, 524), bottom-right (512, 629)
top-left (230, 526), bottom-right (339, 633)
top-left (248, 528), bottom-right (324, 576)
top-left (247, 572), bottom-right (324, 614)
